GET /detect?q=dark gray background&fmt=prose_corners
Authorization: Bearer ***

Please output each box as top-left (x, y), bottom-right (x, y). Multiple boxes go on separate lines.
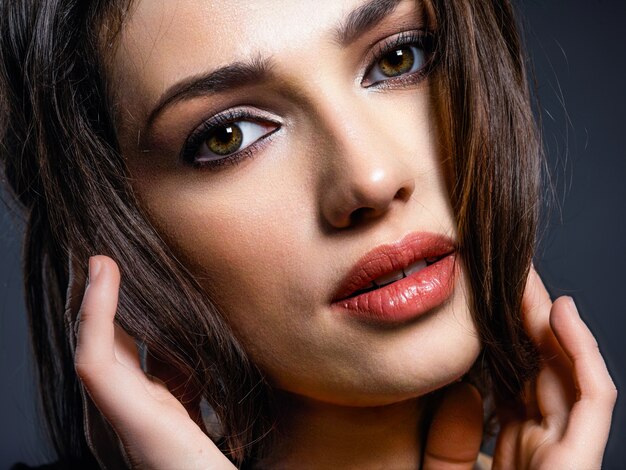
top-left (1, 1), bottom-right (624, 468)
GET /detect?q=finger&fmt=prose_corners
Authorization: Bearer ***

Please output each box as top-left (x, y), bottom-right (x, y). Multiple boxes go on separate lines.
top-left (114, 323), bottom-right (143, 371)
top-left (70, 255), bottom-right (129, 468)
top-left (74, 261), bottom-right (147, 375)
top-left (74, 255), bottom-right (119, 368)
top-left (521, 265), bottom-right (554, 351)
top-left (533, 355), bottom-right (576, 431)
top-left (521, 267), bottom-right (574, 422)
top-left (423, 383), bottom-right (483, 470)
top-left (550, 297), bottom-right (617, 453)
top-left (74, 256), bottom-right (155, 413)
top-left (73, 256), bottom-right (153, 418)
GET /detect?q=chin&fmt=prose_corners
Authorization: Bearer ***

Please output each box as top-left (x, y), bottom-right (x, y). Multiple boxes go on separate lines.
top-left (272, 337), bottom-right (482, 408)
top-left (246, 270), bottom-right (482, 408)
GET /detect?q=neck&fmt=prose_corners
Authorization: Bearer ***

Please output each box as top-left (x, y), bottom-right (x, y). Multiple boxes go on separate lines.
top-left (259, 391), bottom-right (428, 469)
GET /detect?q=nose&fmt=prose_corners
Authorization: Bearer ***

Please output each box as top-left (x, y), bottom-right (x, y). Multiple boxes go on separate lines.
top-left (316, 104), bottom-right (416, 230)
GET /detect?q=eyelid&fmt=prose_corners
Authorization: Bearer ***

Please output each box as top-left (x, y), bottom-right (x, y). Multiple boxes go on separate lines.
top-left (196, 120), bottom-right (277, 162)
top-left (360, 29), bottom-right (434, 87)
top-left (180, 107), bottom-right (281, 164)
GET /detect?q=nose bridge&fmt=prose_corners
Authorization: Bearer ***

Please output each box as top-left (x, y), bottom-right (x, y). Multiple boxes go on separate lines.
top-left (310, 89), bottom-right (416, 229)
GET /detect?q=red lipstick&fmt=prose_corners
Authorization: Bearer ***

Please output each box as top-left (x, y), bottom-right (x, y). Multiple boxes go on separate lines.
top-left (330, 232), bottom-right (458, 324)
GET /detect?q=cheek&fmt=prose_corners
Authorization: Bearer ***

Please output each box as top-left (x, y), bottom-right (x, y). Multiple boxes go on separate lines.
top-left (130, 168), bottom-right (337, 388)
top-left (128, 155), bottom-right (321, 331)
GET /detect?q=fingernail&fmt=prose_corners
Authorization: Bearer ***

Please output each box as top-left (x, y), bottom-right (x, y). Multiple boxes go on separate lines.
top-left (566, 296), bottom-right (579, 316)
top-left (88, 256), bottom-right (102, 284)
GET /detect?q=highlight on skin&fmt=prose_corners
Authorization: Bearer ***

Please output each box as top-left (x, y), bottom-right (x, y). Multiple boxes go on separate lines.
top-left (0, 0), bottom-right (554, 467)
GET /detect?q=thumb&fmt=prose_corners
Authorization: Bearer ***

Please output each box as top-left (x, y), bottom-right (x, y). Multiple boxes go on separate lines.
top-left (423, 382), bottom-right (484, 470)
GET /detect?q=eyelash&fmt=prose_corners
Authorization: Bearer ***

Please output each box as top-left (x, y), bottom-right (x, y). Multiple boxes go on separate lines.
top-left (181, 29), bottom-right (435, 170)
top-left (180, 109), bottom-right (280, 170)
top-left (365, 30), bottom-right (435, 88)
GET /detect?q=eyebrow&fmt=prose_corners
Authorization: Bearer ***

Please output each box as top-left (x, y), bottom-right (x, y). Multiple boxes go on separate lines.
top-left (145, 0), bottom-right (406, 130)
top-left (332, 0), bottom-right (404, 46)
top-left (145, 55), bottom-right (274, 128)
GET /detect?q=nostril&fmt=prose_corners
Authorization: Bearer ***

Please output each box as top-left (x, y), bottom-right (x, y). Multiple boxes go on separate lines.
top-left (322, 176), bottom-right (415, 229)
top-left (394, 186), bottom-right (411, 201)
top-left (349, 207), bottom-right (375, 225)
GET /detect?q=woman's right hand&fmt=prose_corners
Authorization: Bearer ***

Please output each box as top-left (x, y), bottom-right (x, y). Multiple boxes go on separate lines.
top-left (421, 266), bottom-right (616, 470)
top-left (67, 254), bottom-right (235, 469)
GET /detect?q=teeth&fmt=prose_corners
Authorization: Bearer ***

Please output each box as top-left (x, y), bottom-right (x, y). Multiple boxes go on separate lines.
top-left (404, 259), bottom-right (428, 276)
top-left (371, 258), bottom-right (430, 288)
top-left (362, 257), bottom-right (435, 294)
top-left (372, 269), bottom-right (405, 287)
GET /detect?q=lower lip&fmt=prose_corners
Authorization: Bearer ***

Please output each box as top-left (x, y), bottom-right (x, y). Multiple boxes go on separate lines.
top-left (331, 253), bottom-right (458, 324)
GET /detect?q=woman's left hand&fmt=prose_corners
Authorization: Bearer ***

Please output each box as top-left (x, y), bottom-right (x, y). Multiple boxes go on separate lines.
top-left (422, 266), bottom-right (617, 470)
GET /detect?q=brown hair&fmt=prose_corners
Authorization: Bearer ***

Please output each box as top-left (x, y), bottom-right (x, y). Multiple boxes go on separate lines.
top-left (0, 0), bottom-right (540, 466)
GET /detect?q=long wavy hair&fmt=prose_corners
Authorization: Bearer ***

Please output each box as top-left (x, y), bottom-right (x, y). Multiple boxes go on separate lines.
top-left (0, 0), bottom-right (541, 466)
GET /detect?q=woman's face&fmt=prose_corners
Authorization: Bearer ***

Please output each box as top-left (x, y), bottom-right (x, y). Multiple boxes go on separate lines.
top-left (114, 0), bottom-right (481, 406)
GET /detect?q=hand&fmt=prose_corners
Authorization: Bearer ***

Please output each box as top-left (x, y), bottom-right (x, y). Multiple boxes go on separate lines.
top-left (66, 254), bottom-right (235, 469)
top-left (421, 266), bottom-right (617, 470)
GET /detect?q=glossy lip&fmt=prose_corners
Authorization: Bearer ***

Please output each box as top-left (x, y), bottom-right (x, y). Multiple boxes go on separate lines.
top-left (330, 232), bottom-right (458, 324)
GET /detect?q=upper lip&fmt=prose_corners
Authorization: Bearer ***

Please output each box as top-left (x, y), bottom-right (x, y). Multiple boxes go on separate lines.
top-left (330, 231), bottom-right (457, 302)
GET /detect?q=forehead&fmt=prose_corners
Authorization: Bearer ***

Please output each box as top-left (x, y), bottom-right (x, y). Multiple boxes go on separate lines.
top-left (114, 0), bottom-right (350, 88)
top-left (121, 0), bottom-right (356, 59)
top-left (111, 0), bottom-right (421, 125)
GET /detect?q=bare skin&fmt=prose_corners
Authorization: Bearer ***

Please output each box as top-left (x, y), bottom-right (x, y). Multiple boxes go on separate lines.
top-left (67, 0), bottom-right (617, 468)
top-left (71, 257), bottom-right (615, 469)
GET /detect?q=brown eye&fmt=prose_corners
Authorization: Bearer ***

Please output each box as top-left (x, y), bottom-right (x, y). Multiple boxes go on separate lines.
top-left (378, 46), bottom-right (415, 77)
top-left (363, 41), bottom-right (427, 87)
top-left (206, 124), bottom-right (244, 155)
top-left (188, 118), bottom-right (280, 167)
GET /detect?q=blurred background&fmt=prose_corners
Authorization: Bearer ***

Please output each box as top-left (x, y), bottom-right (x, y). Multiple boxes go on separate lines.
top-left (1, 0), bottom-right (624, 468)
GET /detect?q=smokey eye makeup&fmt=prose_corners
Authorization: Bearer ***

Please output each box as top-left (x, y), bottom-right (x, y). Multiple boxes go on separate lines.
top-left (362, 30), bottom-right (435, 88)
top-left (180, 109), bottom-right (282, 170)
top-left (179, 29), bottom-right (436, 171)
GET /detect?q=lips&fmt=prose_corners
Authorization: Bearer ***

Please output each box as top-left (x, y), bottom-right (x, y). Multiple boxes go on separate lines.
top-left (330, 232), bottom-right (458, 324)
